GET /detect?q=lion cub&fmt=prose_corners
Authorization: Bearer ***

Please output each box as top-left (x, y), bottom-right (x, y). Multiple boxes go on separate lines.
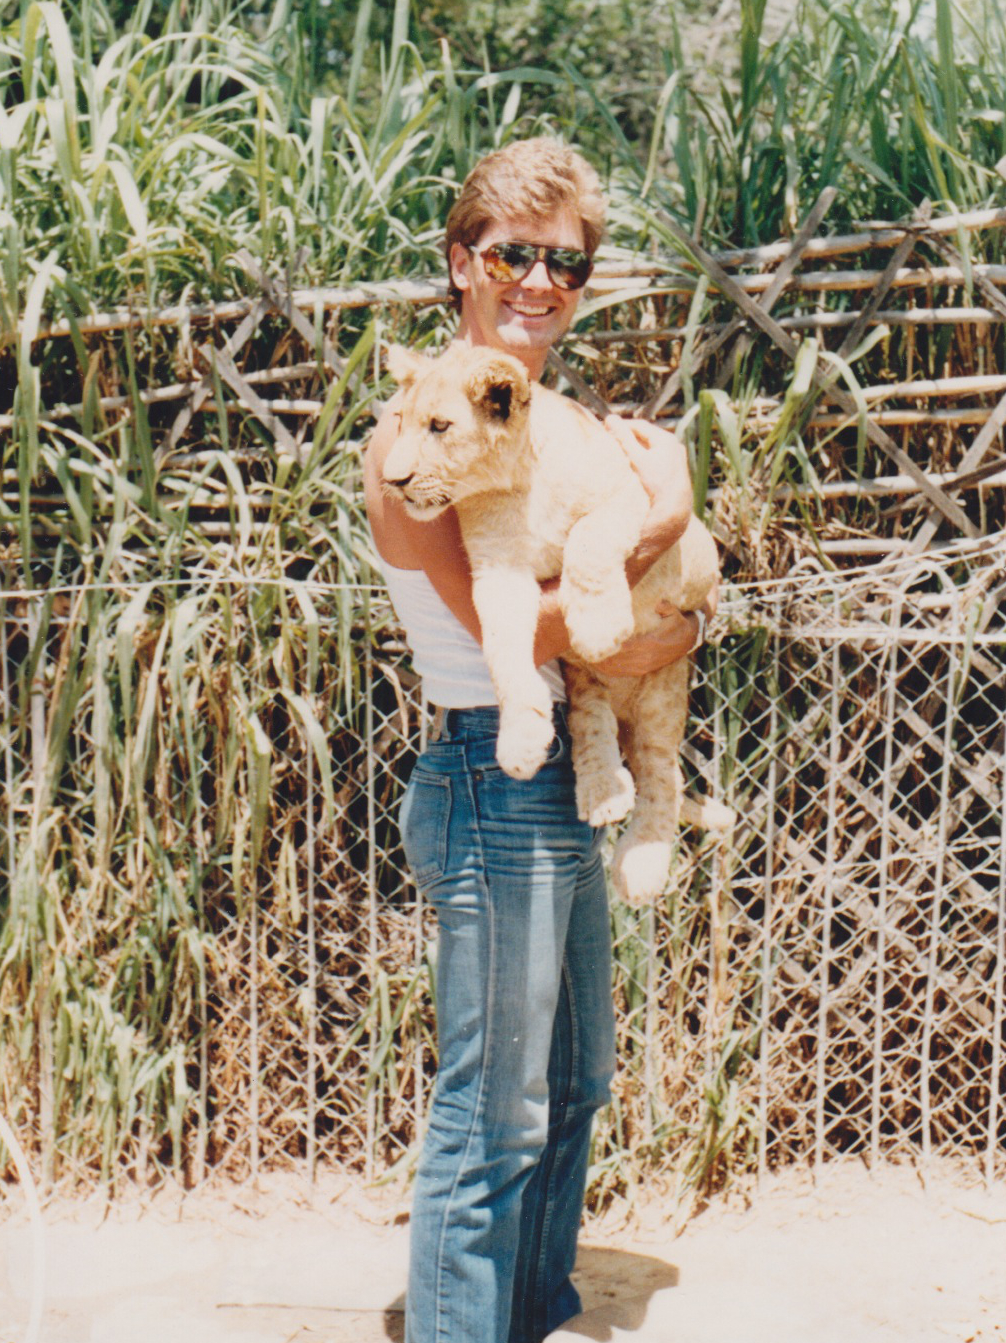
top-left (382, 343), bottom-right (729, 904)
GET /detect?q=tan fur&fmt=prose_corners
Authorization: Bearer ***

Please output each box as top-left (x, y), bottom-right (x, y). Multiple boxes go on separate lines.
top-left (383, 343), bottom-right (732, 905)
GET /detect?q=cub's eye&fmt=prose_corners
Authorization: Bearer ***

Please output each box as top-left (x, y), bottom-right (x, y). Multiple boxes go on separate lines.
top-left (430, 418), bottom-right (451, 434)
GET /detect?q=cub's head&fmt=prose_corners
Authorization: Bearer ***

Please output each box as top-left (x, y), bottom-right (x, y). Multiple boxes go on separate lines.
top-left (381, 344), bottom-right (532, 520)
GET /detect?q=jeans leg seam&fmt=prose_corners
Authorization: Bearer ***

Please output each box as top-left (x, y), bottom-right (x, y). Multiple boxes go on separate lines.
top-left (528, 959), bottom-right (576, 1341)
top-left (432, 760), bottom-right (495, 1343)
top-left (519, 852), bottom-right (609, 1343)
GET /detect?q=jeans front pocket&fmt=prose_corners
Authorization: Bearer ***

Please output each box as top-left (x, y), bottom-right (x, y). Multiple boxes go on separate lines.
top-left (400, 767), bottom-right (452, 888)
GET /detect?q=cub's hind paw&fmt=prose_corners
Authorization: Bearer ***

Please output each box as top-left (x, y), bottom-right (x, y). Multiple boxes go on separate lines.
top-left (496, 709), bottom-right (555, 780)
top-left (576, 766), bottom-right (635, 826)
top-left (613, 839), bottom-right (674, 907)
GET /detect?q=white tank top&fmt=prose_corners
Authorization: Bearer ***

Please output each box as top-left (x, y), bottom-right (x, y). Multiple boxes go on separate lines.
top-left (379, 558), bottom-right (566, 708)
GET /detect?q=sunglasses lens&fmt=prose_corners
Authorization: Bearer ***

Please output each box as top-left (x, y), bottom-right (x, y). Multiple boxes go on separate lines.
top-left (546, 248), bottom-right (592, 289)
top-left (481, 243), bottom-right (536, 283)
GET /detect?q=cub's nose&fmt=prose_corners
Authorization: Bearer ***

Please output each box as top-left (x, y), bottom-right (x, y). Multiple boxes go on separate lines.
top-left (383, 471), bottom-right (414, 490)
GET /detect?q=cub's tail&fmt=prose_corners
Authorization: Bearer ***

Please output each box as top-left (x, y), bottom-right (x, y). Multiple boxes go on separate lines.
top-left (680, 795), bottom-right (736, 831)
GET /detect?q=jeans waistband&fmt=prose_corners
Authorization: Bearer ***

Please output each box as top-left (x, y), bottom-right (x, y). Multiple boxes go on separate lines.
top-left (430, 701), bottom-right (568, 743)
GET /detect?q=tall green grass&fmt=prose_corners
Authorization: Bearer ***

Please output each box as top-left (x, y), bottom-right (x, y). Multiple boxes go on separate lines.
top-left (648, 0), bottom-right (1004, 239)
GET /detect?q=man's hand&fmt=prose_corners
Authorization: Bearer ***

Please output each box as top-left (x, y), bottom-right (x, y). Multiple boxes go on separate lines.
top-left (604, 415), bottom-right (694, 582)
top-left (605, 415), bottom-right (693, 526)
top-left (588, 416), bottom-right (708, 676)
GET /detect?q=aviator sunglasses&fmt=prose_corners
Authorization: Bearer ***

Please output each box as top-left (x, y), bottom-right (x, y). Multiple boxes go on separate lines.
top-left (466, 241), bottom-right (593, 291)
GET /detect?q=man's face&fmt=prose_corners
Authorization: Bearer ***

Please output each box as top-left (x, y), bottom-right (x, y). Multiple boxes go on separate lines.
top-left (449, 207), bottom-right (587, 365)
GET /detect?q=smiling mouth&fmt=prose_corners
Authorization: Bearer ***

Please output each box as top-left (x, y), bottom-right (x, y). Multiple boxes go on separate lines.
top-left (506, 301), bottom-right (555, 317)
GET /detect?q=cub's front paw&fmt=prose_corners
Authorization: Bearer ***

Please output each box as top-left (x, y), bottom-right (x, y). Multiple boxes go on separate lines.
top-left (496, 708), bottom-right (555, 780)
top-left (562, 584), bottom-right (635, 664)
top-left (576, 765), bottom-right (635, 826)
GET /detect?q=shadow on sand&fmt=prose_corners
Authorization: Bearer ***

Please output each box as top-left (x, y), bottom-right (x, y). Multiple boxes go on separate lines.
top-left (380, 1244), bottom-right (678, 1341)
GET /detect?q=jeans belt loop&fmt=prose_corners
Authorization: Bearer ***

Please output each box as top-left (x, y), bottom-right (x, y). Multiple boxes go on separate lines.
top-left (429, 705), bottom-right (446, 743)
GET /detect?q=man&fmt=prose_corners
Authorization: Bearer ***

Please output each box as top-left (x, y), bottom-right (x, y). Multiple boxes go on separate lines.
top-left (364, 138), bottom-right (713, 1343)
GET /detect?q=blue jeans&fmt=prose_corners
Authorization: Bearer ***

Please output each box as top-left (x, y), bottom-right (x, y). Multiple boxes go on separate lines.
top-left (400, 704), bottom-right (616, 1343)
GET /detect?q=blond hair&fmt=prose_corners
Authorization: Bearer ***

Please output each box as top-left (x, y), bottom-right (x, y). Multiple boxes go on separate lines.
top-left (444, 138), bottom-right (606, 311)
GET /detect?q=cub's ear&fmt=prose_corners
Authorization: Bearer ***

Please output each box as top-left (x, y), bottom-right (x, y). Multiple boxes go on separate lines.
top-left (386, 344), bottom-right (433, 387)
top-left (466, 356), bottom-right (531, 423)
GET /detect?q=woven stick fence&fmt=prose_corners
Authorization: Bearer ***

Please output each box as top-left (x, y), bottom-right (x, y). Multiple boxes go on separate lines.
top-left (1, 201), bottom-right (1005, 1201)
top-left (5, 201), bottom-right (1006, 549)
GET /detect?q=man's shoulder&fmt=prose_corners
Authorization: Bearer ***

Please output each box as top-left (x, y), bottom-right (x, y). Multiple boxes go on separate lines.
top-left (369, 388), bottom-right (406, 438)
top-left (364, 389), bottom-right (406, 475)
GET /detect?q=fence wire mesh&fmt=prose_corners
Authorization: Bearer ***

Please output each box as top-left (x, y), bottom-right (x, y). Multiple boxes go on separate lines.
top-left (1, 537), bottom-right (1004, 1200)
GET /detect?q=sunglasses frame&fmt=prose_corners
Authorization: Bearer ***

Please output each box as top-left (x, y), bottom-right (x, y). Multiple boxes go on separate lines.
top-left (465, 241), bottom-right (594, 291)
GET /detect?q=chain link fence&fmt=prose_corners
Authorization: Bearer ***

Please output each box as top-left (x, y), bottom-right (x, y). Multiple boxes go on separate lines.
top-left (2, 536), bottom-right (1005, 1200)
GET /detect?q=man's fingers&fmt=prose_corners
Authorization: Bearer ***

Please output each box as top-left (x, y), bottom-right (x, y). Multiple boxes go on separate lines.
top-left (605, 414), bottom-right (684, 462)
top-left (604, 416), bottom-right (650, 477)
top-left (604, 414), bottom-right (644, 451)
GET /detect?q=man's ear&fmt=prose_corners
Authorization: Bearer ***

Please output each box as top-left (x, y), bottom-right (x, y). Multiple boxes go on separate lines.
top-left (386, 344), bottom-right (433, 387)
top-left (449, 242), bottom-right (473, 296)
top-left (466, 356), bottom-right (531, 422)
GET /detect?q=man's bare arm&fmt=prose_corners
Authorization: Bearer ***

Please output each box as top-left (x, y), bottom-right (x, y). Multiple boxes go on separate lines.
top-left (603, 416), bottom-right (694, 579)
top-left (578, 414), bottom-right (703, 675)
top-left (364, 402), bottom-right (483, 637)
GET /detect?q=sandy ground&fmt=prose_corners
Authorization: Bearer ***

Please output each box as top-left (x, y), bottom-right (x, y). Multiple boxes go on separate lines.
top-left (1, 1158), bottom-right (1004, 1343)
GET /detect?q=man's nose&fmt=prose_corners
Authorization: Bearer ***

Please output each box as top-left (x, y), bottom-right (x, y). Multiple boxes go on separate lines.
top-left (520, 259), bottom-right (552, 291)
